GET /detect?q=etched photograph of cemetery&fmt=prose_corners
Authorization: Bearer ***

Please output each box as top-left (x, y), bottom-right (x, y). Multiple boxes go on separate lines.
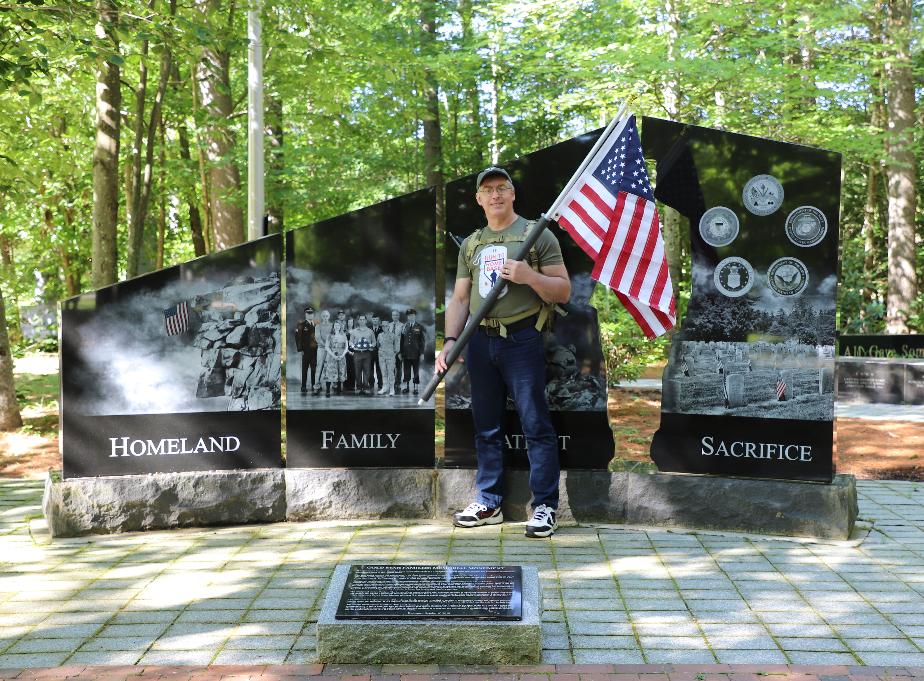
top-left (661, 339), bottom-right (835, 420)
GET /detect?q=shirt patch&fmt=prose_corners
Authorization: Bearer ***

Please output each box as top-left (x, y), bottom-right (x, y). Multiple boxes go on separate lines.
top-left (478, 245), bottom-right (508, 299)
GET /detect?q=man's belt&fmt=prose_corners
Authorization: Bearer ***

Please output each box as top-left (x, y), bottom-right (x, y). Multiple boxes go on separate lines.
top-left (480, 314), bottom-right (539, 338)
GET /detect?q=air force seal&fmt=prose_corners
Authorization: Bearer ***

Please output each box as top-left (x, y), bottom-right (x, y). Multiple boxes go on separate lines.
top-left (785, 206), bottom-right (827, 247)
top-left (767, 257), bottom-right (809, 296)
top-left (699, 207), bottom-right (739, 247)
top-left (713, 257), bottom-right (754, 297)
top-left (742, 174), bottom-right (784, 216)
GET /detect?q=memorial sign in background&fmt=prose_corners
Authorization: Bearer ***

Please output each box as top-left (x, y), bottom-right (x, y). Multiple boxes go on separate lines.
top-left (837, 335), bottom-right (924, 405)
top-left (60, 235), bottom-right (283, 478)
top-left (644, 118), bottom-right (841, 482)
top-left (336, 565), bottom-right (522, 620)
top-left (443, 132), bottom-right (615, 470)
top-left (285, 188), bottom-right (436, 468)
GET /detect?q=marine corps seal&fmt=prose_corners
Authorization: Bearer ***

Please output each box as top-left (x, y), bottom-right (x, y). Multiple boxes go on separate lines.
top-left (713, 256), bottom-right (754, 298)
top-left (785, 206), bottom-right (827, 247)
top-left (699, 207), bottom-right (739, 247)
top-left (742, 174), bottom-right (784, 216)
top-left (767, 257), bottom-right (809, 296)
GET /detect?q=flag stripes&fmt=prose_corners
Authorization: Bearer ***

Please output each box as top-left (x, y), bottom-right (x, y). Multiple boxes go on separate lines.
top-left (552, 114), bottom-right (676, 338)
top-left (164, 302), bottom-right (189, 336)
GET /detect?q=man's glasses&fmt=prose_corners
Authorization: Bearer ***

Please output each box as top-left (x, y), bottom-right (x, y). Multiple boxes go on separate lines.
top-left (478, 185), bottom-right (513, 196)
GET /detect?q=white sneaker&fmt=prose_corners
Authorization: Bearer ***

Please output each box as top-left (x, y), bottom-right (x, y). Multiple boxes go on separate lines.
top-left (453, 501), bottom-right (503, 528)
top-left (525, 504), bottom-right (557, 538)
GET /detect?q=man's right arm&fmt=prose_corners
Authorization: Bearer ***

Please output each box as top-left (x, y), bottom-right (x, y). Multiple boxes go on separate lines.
top-left (436, 277), bottom-right (471, 373)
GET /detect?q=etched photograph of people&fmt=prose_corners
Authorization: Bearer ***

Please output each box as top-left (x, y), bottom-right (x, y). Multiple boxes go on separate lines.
top-left (61, 236), bottom-right (282, 416)
top-left (285, 190), bottom-right (436, 411)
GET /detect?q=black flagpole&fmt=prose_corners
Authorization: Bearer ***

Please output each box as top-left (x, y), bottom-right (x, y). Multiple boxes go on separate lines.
top-left (418, 104), bottom-right (629, 406)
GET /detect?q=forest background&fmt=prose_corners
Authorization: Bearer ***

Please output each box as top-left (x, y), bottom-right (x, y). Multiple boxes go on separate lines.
top-left (0, 0), bottom-right (920, 430)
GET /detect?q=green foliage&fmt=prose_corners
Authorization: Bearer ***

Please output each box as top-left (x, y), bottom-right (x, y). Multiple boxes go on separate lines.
top-left (592, 284), bottom-right (679, 384)
top-left (0, 0), bottom-right (921, 346)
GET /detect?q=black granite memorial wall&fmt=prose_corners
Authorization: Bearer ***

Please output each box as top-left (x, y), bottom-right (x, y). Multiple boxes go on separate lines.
top-left (60, 235), bottom-right (284, 478)
top-left (285, 188), bottom-right (436, 468)
top-left (837, 335), bottom-right (924, 405)
top-left (442, 132), bottom-right (615, 470)
top-left (643, 118), bottom-right (841, 482)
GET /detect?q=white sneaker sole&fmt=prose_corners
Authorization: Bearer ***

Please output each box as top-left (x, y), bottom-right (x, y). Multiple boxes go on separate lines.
top-left (525, 523), bottom-right (557, 538)
top-left (454, 512), bottom-right (504, 528)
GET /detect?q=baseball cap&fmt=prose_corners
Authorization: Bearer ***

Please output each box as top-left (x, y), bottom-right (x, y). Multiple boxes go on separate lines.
top-left (476, 166), bottom-right (512, 190)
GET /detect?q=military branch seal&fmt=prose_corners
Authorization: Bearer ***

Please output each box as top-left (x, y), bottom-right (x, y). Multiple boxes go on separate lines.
top-left (767, 257), bottom-right (809, 296)
top-left (713, 256), bottom-right (755, 297)
top-left (785, 206), bottom-right (827, 247)
top-left (698, 206), bottom-right (740, 247)
top-left (742, 174), bottom-right (784, 216)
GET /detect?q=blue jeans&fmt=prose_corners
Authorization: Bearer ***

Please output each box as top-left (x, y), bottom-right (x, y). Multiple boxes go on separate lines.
top-left (466, 324), bottom-right (559, 510)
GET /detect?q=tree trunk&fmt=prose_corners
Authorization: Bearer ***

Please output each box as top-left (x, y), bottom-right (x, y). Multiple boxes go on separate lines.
top-left (195, 0), bottom-right (245, 251)
top-left (91, 0), bottom-right (121, 289)
top-left (0, 289), bottom-right (22, 431)
top-left (663, 0), bottom-right (680, 119)
top-left (171, 63), bottom-right (207, 257)
top-left (177, 116), bottom-right (207, 256)
top-left (884, 0), bottom-right (917, 333)
top-left (659, 0), bottom-right (683, 300)
top-left (459, 0), bottom-right (483, 169)
top-left (265, 93), bottom-right (284, 233)
top-left (860, 13), bottom-right (885, 312)
top-left (127, 0), bottom-right (174, 277)
top-left (190, 62), bottom-right (214, 252)
top-left (421, 1), bottom-right (446, 331)
top-left (156, 119), bottom-right (167, 269)
top-left (125, 5), bottom-right (150, 277)
top-left (861, 162), bottom-right (879, 310)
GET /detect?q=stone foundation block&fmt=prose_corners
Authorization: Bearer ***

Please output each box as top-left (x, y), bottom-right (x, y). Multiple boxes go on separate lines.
top-left (42, 468), bottom-right (286, 538)
top-left (625, 472), bottom-right (858, 539)
top-left (286, 468), bottom-right (436, 521)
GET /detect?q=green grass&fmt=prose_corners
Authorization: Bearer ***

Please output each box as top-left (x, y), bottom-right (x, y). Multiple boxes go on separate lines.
top-left (15, 372), bottom-right (59, 408)
top-left (13, 371), bottom-right (59, 436)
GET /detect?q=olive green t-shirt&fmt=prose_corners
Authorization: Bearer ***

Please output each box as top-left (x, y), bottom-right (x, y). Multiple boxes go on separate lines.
top-left (456, 215), bottom-right (565, 319)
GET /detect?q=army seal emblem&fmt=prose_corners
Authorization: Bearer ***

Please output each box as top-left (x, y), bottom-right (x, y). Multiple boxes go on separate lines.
top-left (713, 257), bottom-right (754, 298)
top-left (742, 174), bottom-right (784, 216)
top-left (767, 257), bottom-right (809, 296)
top-left (699, 207), bottom-right (739, 247)
top-left (785, 206), bottom-right (827, 247)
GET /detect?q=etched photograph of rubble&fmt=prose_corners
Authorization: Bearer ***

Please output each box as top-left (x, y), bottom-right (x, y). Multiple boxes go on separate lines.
top-left (61, 235), bottom-right (282, 415)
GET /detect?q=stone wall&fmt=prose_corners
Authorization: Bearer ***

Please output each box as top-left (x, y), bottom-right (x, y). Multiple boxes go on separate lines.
top-left (192, 273), bottom-right (281, 410)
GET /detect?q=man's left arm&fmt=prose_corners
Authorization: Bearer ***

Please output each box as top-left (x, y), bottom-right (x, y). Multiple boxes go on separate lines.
top-left (502, 261), bottom-right (570, 304)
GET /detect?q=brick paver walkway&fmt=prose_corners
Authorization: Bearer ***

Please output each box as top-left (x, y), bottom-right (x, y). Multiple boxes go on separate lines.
top-left (1, 664), bottom-right (924, 680)
top-left (2, 478), bottom-right (924, 673)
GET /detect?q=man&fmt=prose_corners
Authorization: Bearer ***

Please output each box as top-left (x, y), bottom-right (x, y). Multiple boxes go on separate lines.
top-left (436, 166), bottom-right (570, 539)
top-left (399, 308), bottom-right (425, 395)
top-left (390, 309), bottom-right (404, 393)
top-left (350, 313), bottom-right (377, 395)
top-left (293, 306), bottom-right (318, 393)
top-left (370, 314), bottom-right (384, 392)
top-left (313, 310), bottom-right (333, 395)
top-left (377, 314), bottom-right (401, 396)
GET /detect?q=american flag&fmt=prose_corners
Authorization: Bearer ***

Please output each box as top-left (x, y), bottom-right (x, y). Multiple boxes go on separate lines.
top-left (553, 115), bottom-right (675, 338)
top-left (164, 302), bottom-right (189, 336)
top-left (776, 374), bottom-right (786, 400)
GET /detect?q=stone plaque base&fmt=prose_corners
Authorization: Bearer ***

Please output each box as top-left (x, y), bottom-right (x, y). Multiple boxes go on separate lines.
top-left (317, 564), bottom-right (541, 664)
